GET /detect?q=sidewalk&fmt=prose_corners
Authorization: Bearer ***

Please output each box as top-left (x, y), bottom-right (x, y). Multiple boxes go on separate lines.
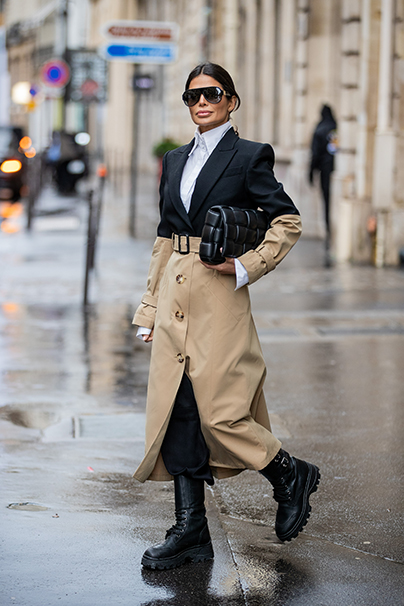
top-left (1, 176), bottom-right (403, 605)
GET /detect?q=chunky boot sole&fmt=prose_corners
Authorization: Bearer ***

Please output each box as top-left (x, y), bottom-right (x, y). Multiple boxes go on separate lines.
top-left (276, 464), bottom-right (321, 542)
top-left (141, 541), bottom-right (214, 570)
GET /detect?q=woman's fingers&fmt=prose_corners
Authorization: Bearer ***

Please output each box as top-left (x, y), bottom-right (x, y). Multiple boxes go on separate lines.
top-left (143, 328), bottom-right (154, 342)
top-left (200, 258), bottom-right (236, 274)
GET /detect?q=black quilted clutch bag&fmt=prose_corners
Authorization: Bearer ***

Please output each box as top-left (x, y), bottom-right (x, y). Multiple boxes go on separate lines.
top-left (199, 205), bottom-right (270, 265)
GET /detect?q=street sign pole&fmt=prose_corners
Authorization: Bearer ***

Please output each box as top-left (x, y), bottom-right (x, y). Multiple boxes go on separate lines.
top-left (129, 71), bottom-right (156, 238)
top-left (129, 64), bottom-right (140, 238)
top-left (100, 20), bottom-right (179, 238)
top-left (54, 0), bottom-right (69, 129)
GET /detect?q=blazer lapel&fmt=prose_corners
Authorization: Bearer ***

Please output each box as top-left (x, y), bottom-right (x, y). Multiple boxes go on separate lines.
top-left (188, 128), bottom-right (238, 222)
top-left (168, 141), bottom-right (194, 232)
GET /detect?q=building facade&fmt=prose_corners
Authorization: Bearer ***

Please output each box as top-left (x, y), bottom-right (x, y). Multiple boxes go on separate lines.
top-left (3, 0), bottom-right (404, 265)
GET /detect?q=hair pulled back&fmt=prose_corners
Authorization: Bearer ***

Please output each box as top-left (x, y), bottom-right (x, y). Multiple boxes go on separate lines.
top-left (185, 62), bottom-right (241, 112)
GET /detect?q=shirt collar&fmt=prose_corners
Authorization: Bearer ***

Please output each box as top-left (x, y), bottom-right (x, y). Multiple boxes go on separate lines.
top-left (189, 121), bottom-right (232, 157)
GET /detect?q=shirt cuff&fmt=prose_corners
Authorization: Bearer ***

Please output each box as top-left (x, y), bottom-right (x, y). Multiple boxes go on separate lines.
top-left (136, 326), bottom-right (152, 341)
top-left (234, 258), bottom-right (249, 290)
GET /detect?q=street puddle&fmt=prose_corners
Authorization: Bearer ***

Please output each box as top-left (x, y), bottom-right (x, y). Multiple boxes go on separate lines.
top-left (7, 502), bottom-right (50, 511)
top-left (0, 407), bottom-right (59, 430)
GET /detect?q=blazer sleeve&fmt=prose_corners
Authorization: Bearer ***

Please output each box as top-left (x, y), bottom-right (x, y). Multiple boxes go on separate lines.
top-left (132, 154), bottom-right (173, 329)
top-left (238, 144), bottom-right (302, 285)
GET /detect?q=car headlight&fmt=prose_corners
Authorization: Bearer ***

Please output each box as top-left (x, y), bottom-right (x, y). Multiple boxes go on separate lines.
top-left (0, 160), bottom-right (22, 173)
top-left (66, 159), bottom-right (85, 174)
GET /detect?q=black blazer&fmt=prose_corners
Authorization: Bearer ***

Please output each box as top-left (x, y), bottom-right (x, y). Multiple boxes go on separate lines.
top-left (157, 127), bottom-right (299, 238)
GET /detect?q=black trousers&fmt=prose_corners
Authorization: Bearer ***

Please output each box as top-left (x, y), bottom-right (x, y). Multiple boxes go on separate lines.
top-left (320, 169), bottom-right (332, 235)
top-left (161, 373), bottom-right (214, 485)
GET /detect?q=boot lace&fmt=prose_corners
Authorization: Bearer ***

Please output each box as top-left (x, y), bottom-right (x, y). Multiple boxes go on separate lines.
top-left (165, 509), bottom-right (188, 539)
top-left (271, 477), bottom-right (292, 503)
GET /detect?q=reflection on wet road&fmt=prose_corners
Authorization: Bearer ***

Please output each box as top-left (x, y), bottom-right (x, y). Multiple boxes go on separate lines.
top-left (0, 302), bottom-right (151, 414)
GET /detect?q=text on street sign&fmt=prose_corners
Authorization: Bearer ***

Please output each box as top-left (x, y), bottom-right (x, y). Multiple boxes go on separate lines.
top-left (101, 20), bottom-right (179, 43)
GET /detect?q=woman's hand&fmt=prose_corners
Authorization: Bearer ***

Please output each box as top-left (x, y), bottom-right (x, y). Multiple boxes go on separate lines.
top-left (200, 257), bottom-right (236, 274)
top-left (142, 328), bottom-right (154, 343)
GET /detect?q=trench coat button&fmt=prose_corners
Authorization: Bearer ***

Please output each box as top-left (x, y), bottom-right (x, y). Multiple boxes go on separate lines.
top-left (176, 274), bottom-right (185, 284)
top-left (175, 310), bottom-right (184, 320)
top-left (177, 353), bottom-right (185, 363)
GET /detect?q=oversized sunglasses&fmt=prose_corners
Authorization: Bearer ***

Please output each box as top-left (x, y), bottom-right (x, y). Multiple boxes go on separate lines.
top-left (182, 86), bottom-right (230, 107)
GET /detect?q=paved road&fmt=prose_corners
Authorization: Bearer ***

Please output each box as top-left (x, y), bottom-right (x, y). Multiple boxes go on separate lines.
top-left (0, 179), bottom-right (403, 605)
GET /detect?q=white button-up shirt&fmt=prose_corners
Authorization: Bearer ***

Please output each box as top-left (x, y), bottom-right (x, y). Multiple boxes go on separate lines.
top-left (180, 121), bottom-right (232, 212)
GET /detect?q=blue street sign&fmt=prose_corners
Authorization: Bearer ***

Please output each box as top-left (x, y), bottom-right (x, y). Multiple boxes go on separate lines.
top-left (101, 43), bottom-right (177, 64)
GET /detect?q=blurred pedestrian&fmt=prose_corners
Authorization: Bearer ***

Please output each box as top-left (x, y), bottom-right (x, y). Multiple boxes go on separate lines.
top-left (309, 104), bottom-right (338, 257)
top-left (133, 62), bottom-right (321, 570)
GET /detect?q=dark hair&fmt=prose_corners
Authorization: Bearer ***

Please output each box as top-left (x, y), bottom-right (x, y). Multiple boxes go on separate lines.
top-left (185, 62), bottom-right (241, 112)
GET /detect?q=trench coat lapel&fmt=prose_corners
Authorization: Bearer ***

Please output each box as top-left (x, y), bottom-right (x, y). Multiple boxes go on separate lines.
top-left (188, 128), bottom-right (238, 222)
top-left (168, 141), bottom-right (194, 232)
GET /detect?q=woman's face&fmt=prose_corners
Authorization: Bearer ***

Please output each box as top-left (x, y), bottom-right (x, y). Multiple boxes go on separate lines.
top-left (186, 74), bottom-right (236, 133)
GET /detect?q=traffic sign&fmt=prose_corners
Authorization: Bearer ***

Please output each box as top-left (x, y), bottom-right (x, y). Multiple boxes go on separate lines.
top-left (99, 20), bottom-right (179, 65)
top-left (101, 43), bottom-right (177, 64)
top-left (101, 20), bottom-right (179, 43)
top-left (40, 59), bottom-right (70, 88)
top-left (65, 50), bottom-right (108, 103)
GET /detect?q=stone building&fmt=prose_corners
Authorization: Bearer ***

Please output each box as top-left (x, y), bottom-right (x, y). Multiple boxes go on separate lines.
top-left (125, 0), bottom-right (404, 266)
top-left (3, 0), bottom-right (99, 151)
top-left (2, 0), bottom-right (404, 265)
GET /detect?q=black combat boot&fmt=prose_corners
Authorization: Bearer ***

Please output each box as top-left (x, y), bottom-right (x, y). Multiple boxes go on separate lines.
top-left (141, 475), bottom-right (214, 570)
top-left (260, 449), bottom-right (320, 542)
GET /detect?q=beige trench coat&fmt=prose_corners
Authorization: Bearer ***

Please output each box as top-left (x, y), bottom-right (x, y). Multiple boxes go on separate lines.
top-left (132, 214), bottom-right (302, 482)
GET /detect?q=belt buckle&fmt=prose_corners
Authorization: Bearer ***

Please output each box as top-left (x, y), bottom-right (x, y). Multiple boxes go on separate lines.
top-left (178, 234), bottom-right (190, 254)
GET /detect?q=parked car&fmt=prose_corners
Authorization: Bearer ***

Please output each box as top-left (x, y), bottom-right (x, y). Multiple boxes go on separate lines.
top-left (0, 126), bottom-right (27, 202)
top-left (45, 131), bottom-right (89, 194)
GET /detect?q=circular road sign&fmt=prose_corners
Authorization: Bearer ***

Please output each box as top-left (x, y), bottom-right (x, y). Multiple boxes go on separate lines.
top-left (40, 59), bottom-right (71, 88)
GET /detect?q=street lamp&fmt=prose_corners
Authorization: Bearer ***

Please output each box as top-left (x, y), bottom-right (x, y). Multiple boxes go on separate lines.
top-left (11, 82), bottom-right (32, 105)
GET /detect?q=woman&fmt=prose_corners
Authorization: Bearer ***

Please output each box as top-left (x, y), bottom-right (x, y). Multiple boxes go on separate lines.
top-left (133, 62), bottom-right (320, 570)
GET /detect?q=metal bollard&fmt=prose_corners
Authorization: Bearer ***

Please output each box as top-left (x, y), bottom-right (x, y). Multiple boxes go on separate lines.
top-left (83, 189), bottom-right (95, 306)
top-left (26, 156), bottom-right (42, 231)
top-left (83, 167), bottom-right (107, 305)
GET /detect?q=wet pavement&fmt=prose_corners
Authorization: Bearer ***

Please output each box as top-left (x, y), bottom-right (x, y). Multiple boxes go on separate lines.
top-left (0, 177), bottom-right (404, 605)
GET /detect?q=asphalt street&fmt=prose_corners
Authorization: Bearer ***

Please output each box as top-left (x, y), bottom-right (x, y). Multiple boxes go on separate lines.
top-left (0, 177), bottom-right (403, 606)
